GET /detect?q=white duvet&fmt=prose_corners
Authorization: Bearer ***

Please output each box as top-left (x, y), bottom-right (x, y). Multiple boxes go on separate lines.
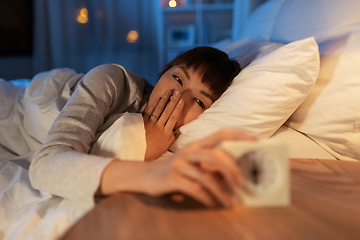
top-left (0, 70), bottom-right (146, 240)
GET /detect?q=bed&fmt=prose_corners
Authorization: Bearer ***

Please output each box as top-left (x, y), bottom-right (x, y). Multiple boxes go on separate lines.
top-left (1, 0), bottom-right (360, 239)
top-left (171, 0), bottom-right (360, 162)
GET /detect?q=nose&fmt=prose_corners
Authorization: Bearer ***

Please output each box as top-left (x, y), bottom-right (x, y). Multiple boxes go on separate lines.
top-left (179, 89), bottom-right (192, 106)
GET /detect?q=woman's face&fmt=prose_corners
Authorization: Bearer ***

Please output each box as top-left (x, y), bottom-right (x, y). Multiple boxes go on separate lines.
top-left (148, 65), bottom-right (216, 131)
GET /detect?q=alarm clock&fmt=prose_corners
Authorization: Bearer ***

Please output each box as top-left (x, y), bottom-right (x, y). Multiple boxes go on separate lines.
top-left (219, 140), bottom-right (290, 207)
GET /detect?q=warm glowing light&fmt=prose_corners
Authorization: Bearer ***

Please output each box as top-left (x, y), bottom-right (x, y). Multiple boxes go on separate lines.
top-left (77, 15), bottom-right (88, 23)
top-left (80, 8), bottom-right (88, 17)
top-left (76, 8), bottom-right (88, 24)
top-left (126, 30), bottom-right (139, 43)
top-left (169, 0), bottom-right (177, 7)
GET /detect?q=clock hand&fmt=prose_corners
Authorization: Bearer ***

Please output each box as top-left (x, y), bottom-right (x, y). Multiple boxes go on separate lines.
top-left (251, 158), bottom-right (259, 185)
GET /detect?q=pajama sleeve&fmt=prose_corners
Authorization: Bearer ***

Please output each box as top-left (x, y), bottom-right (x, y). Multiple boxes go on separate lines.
top-left (29, 64), bottom-right (150, 205)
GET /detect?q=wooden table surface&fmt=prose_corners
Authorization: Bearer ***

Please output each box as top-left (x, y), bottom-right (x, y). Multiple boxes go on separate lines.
top-left (61, 159), bottom-right (360, 240)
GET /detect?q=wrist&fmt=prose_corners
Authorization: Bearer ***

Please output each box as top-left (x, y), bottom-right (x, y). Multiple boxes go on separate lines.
top-left (99, 160), bottom-right (146, 196)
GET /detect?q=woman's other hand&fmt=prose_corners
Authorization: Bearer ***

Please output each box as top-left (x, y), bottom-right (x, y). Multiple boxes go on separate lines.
top-left (142, 89), bottom-right (183, 161)
top-left (99, 129), bottom-right (257, 208)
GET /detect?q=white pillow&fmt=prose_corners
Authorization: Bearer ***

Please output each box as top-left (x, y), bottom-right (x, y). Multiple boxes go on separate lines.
top-left (238, 0), bottom-right (287, 41)
top-left (226, 38), bottom-right (284, 69)
top-left (285, 32), bottom-right (360, 161)
top-left (170, 37), bottom-right (320, 152)
top-left (271, 0), bottom-right (360, 43)
top-left (269, 0), bottom-right (360, 160)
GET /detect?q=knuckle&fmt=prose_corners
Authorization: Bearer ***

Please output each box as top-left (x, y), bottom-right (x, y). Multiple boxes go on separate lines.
top-left (182, 146), bottom-right (197, 157)
top-left (202, 172), bottom-right (215, 185)
top-left (191, 182), bottom-right (203, 192)
top-left (171, 95), bottom-right (179, 103)
top-left (216, 149), bottom-right (230, 161)
top-left (217, 129), bottom-right (231, 138)
top-left (189, 142), bottom-right (201, 149)
top-left (172, 157), bottom-right (183, 169)
top-left (168, 114), bottom-right (177, 122)
top-left (155, 103), bottom-right (164, 110)
top-left (162, 107), bottom-right (172, 115)
top-left (168, 171), bottom-right (178, 182)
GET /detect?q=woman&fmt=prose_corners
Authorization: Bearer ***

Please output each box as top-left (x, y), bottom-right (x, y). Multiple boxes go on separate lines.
top-left (29, 47), bottom-right (256, 208)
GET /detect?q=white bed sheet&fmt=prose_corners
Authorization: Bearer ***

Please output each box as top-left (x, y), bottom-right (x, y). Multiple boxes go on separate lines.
top-left (0, 72), bottom-right (90, 240)
top-left (0, 70), bottom-right (146, 240)
top-left (270, 125), bottom-right (336, 160)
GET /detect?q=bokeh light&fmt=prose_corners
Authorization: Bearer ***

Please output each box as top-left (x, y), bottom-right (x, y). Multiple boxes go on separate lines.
top-left (76, 8), bottom-right (88, 24)
top-left (126, 30), bottom-right (139, 43)
top-left (169, 0), bottom-right (177, 8)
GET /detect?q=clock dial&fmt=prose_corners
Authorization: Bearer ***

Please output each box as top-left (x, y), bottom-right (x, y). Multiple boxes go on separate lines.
top-left (235, 150), bottom-right (277, 196)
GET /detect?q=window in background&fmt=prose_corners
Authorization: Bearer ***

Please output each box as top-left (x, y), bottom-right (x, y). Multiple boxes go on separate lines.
top-left (31, 0), bottom-right (158, 85)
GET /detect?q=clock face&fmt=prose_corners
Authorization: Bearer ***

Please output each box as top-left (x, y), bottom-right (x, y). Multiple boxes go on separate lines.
top-left (235, 150), bottom-right (278, 196)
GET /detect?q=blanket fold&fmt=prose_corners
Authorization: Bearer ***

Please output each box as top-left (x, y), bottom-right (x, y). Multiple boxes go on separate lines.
top-left (0, 66), bottom-right (148, 240)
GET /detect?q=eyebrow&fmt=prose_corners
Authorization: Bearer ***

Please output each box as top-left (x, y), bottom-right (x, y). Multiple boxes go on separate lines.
top-left (178, 65), bottom-right (216, 102)
top-left (201, 90), bottom-right (216, 102)
top-left (178, 65), bottom-right (190, 80)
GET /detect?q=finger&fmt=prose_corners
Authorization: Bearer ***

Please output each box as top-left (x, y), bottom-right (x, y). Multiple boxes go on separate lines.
top-left (197, 129), bottom-right (257, 148)
top-left (177, 160), bottom-right (237, 208)
top-left (143, 97), bottom-right (161, 122)
top-left (151, 89), bottom-right (173, 122)
top-left (182, 147), bottom-right (243, 188)
top-left (164, 99), bottom-right (183, 132)
top-left (157, 90), bottom-right (181, 126)
top-left (170, 175), bottom-right (220, 208)
top-left (211, 149), bottom-right (244, 188)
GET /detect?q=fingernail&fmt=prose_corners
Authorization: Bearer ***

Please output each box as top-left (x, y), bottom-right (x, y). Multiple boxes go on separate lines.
top-left (178, 99), bottom-right (183, 105)
top-left (174, 90), bottom-right (180, 96)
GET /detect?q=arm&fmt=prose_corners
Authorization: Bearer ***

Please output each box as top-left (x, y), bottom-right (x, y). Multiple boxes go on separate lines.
top-left (99, 130), bottom-right (256, 208)
top-left (29, 64), bottom-right (149, 201)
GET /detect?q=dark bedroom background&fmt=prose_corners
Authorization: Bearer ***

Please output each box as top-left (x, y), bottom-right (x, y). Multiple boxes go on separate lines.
top-left (0, 0), bottom-right (264, 85)
top-left (0, 0), bottom-right (34, 80)
top-left (0, 0), bottom-right (158, 85)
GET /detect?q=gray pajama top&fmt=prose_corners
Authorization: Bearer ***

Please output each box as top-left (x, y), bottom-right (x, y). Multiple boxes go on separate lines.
top-left (29, 64), bottom-right (151, 204)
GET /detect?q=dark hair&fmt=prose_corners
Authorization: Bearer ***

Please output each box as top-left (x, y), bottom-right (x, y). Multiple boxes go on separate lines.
top-left (159, 46), bottom-right (241, 99)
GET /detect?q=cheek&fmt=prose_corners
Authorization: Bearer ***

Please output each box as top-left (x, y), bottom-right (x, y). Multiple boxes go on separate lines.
top-left (176, 104), bottom-right (204, 129)
top-left (149, 84), bottom-right (167, 104)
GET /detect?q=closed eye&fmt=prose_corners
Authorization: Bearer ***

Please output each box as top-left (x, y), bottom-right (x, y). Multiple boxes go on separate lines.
top-left (195, 98), bottom-right (205, 109)
top-left (172, 75), bottom-right (183, 86)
